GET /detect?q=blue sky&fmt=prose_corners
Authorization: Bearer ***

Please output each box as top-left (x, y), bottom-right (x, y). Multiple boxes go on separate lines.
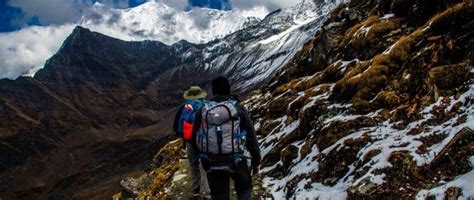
top-left (0, 0), bottom-right (147, 32)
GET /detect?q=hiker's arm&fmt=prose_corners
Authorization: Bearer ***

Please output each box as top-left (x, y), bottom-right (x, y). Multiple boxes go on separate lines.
top-left (238, 105), bottom-right (261, 167)
top-left (173, 105), bottom-right (184, 134)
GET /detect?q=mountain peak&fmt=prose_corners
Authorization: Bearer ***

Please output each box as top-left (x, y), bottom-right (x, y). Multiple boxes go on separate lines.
top-left (187, 0), bottom-right (232, 10)
top-left (64, 26), bottom-right (94, 44)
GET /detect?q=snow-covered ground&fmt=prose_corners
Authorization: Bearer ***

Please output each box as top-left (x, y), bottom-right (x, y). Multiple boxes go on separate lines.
top-left (250, 83), bottom-right (474, 199)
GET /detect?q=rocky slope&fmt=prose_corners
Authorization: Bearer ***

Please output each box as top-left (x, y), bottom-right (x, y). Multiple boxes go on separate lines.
top-left (118, 0), bottom-right (474, 199)
top-left (243, 0), bottom-right (473, 198)
top-left (113, 139), bottom-right (271, 199)
top-left (0, 26), bottom-right (180, 199)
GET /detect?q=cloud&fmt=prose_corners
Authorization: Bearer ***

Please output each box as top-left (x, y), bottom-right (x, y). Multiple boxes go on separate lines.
top-left (6, 0), bottom-right (299, 27)
top-left (0, 24), bottom-right (75, 79)
top-left (6, 0), bottom-right (131, 26)
top-left (153, 0), bottom-right (188, 10)
top-left (230, 0), bottom-right (302, 10)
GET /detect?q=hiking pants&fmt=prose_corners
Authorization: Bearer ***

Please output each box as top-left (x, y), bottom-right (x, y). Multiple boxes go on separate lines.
top-left (186, 142), bottom-right (210, 195)
top-left (206, 160), bottom-right (252, 200)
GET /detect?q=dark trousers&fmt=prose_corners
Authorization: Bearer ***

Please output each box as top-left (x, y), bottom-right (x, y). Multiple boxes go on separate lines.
top-left (206, 160), bottom-right (252, 200)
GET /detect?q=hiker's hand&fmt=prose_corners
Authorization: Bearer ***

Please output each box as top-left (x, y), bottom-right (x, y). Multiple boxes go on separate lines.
top-left (252, 166), bottom-right (259, 176)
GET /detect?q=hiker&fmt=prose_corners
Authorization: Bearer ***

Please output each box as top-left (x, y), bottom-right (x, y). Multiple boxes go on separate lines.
top-left (173, 86), bottom-right (211, 199)
top-left (193, 77), bottom-right (261, 200)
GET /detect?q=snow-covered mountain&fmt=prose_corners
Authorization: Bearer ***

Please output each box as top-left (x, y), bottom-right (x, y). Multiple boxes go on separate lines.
top-left (79, 1), bottom-right (268, 44)
top-left (0, 1), bottom-right (269, 79)
top-left (151, 0), bottom-right (343, 94)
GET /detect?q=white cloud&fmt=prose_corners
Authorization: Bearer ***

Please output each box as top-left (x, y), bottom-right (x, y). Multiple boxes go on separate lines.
top-left (230, 0), bottom-right (303, 10)
top-left (0, 24), bottom-right (75, 79)
top-left (7, 0), bottom-right (300, 26)
top-left (153, 0), bottom-right (188, 10)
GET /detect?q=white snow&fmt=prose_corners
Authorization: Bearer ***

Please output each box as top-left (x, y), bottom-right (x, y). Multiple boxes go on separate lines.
top-left (254, 83), bottom-right (474, 199)
top-left (416, 170), bottom-right (474, 200)
top-left (381, 14), bottom-right (395, 20)
top-left (260, 116), bottom-right (300, 158)
top-left (81, 2), bottom-right (269, 45)
top-left (336, 59), bottom-right (360, 74)
top-left (258, 17), bottom-right (315, 45)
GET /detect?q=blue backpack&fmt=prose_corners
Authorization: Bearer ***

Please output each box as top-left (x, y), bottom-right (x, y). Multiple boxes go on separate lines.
top-left (177, 100), bottom-right (205, 141)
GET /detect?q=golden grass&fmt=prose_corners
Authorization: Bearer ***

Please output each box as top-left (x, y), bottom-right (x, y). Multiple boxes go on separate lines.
top-left (428, 2), bottom-right (474, 33)
top-left (340, 16), bottom-right (380, 47)
top-left (375, 91), bottom-right (402, 107)
top-left (351, 19), bottom-right (402, 49)
top-left (333, 23), bottom-right (426, 101)
top-left (273, 79), bottom-right (301, 95)
top-left (387, 29), bottom-right (424, 64)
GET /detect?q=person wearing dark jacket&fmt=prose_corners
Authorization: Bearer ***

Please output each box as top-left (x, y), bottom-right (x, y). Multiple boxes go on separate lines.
top-left (192, 77), bottom-right (261, 200)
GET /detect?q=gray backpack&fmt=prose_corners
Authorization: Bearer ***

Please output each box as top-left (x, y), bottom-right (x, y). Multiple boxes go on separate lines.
top-left (196, 100), bottom-right (246, 161)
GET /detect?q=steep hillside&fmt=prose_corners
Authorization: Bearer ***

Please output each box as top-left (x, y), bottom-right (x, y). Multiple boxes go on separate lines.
top-left (116, 0), bottom-right (474, 199)
top-left (0, 0), bottom-right (337, 198)
top-left (0, 27), bottom-right (180, 199)
top-left (243, 0), bottom-right (473, 198)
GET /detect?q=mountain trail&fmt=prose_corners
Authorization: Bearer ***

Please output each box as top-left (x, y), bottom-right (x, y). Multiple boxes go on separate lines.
top-left (114, 139), bottom-right (271, 199)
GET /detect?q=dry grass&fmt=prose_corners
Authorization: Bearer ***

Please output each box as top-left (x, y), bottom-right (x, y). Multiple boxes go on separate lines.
top-left (375, 91), bottom-right (402, 108)
top-left (333, 25), bottom-right (425, 101)
top-left (340, 16), bottom-right (380, 47)
top-left (387, 29), bottom-right (424, 64)
top-left (351, 19), bottom-right (402, 49)
top-left (273, 79), bottom-right (301, 95)
top-left (428, 63), bottom-right (470, 92)
top-left (428, 2), bottom-right (474, 33)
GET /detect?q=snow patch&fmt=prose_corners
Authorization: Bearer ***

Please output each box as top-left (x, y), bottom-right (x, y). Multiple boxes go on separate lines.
top-left (416, 170), bottom-right (474, 200)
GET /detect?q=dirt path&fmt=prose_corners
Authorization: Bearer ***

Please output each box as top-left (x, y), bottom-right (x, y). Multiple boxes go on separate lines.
top-left (164, 158), bottom-right (271, 200)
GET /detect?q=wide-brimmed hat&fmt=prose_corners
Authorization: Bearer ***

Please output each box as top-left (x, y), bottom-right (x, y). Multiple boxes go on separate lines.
top-left (183, 86), bottom-right (207, 100)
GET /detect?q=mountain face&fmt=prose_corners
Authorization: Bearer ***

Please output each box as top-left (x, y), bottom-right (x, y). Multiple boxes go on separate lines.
top-left (151, 0), bottom-right (341, 95)
top-left (187, 0), bottom-right (232, 10)
top-left (0, 27), bottom-right (182, 199)
top-left (114, 0), bottom-right (474, 199)
top-left (0, 0), bottom-right (336, 198)
top-left (0, 1), bottom-right (269, 79)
